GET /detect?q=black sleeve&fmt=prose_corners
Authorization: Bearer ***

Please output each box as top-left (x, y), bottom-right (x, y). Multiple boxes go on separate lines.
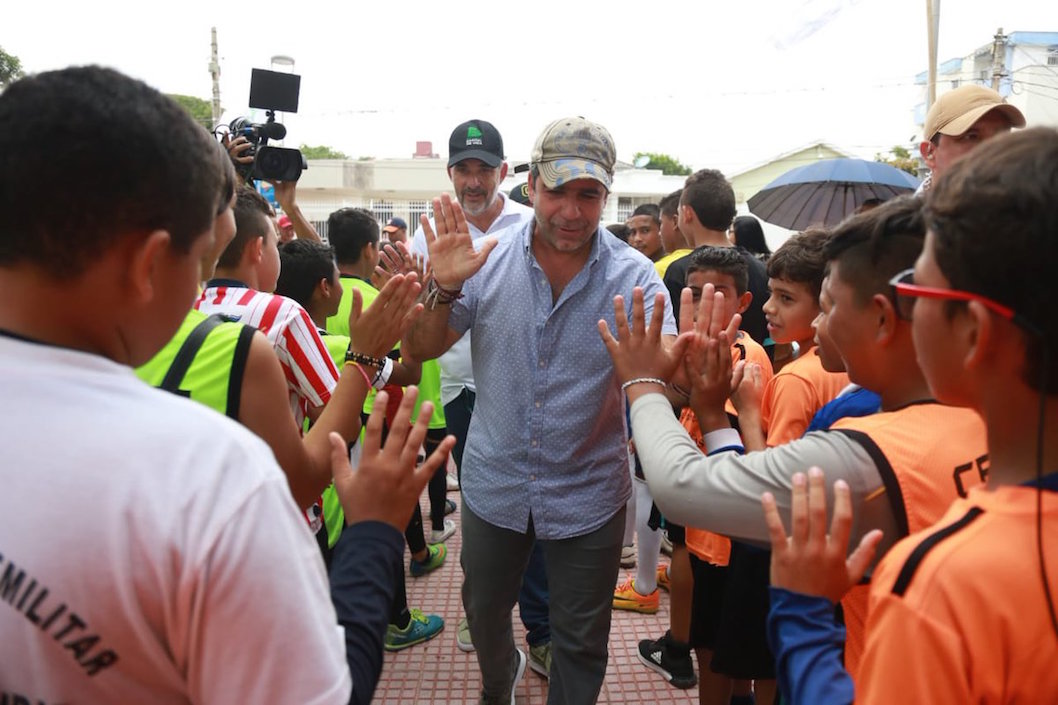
top-left (329, 520), bottom-right (404, 705)
top-left (663, 256), bottom-right (690, 322)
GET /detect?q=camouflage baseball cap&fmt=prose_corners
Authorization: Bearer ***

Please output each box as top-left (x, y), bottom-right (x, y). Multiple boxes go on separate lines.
top-left (530, 117), bottom-right (615, 190)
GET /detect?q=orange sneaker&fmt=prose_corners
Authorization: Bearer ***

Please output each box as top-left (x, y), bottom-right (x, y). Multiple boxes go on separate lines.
top-left (613, 576), bottom-right (660, 613)
top-left (656, 564), bottom-right (671, 592)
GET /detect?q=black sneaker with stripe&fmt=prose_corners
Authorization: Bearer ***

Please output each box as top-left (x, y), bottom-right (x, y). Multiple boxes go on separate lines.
top-left (637, 630), bottom-right (697, 689)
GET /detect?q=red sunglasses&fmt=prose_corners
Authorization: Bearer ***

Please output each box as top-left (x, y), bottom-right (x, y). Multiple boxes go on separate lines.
top-left (889, 267), bottom-right (1021, 324)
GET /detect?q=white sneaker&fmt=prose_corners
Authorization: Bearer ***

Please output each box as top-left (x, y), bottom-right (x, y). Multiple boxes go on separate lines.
top-left (446, 472), bottom-right (460, 491)
top-left (429, 519), bottom-right (456, 544)
top-left (510, 648), bottom-right (527, 704)
top-left (456, 617), bottom-right (475, 652)
top-left (620, 544), bottom-right (636, 568)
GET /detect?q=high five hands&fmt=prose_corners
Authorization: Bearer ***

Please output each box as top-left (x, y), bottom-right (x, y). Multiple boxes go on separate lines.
top-left (420, 194), bottom-right (497, 290)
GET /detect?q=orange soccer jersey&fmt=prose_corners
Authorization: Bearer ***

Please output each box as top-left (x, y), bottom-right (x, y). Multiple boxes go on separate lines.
top-left (760, 347), bottom-right (848, 447)
top-left (829, 402), bottom-right (988, 677)
top-left (855, 485), bottom-right (1058, 703)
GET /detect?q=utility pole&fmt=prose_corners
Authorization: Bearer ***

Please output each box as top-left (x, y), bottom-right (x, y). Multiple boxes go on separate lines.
top-left (209, 27), bottom-right (222, 128)
top-left (925, 0), bottom-right (940, 109)
top-left (991, 28), bottom-right (1006, 91)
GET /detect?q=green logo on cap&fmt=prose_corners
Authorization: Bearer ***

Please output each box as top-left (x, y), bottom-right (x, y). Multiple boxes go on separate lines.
top-left (467, 126), bottom-right (483, 139)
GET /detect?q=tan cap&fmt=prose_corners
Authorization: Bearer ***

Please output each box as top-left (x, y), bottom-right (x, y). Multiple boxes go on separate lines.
top-left (530, 117), bottom-right (616, 190)
top-left (923, 84), bottom-right (1026, 141)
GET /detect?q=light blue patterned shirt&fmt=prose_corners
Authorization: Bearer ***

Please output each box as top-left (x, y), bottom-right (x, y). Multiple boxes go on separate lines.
top-left (449, 220), bottom-right (676, 539)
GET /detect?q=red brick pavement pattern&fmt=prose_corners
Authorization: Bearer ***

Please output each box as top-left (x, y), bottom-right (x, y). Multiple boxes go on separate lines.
top-left (372, 495), bottom-right (698, 704)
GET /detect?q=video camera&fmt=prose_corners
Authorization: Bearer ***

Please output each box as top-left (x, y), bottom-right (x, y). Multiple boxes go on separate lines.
top-left (228, 68), bottom-right (307, 183)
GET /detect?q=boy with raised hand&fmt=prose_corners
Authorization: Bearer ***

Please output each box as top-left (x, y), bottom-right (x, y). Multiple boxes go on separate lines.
top-left (0, 65), bottom-right (453, 705)
top-left (764, 126), bottom-right (1058, 705)
top-left (598, 195), bottom-right (989, 678)
top-left (627, 246), bottom-right (772, 697)
top-left (760, 229), bottom-right (849, 446)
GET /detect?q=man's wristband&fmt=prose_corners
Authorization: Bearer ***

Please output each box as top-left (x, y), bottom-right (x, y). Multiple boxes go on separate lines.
top-left (424, 279), bottom-right (463, 310)
top-left (620, 377), bottom-right (667, 392)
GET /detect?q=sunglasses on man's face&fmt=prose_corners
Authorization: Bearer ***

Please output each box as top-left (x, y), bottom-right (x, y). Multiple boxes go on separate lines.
top-left (889, 268), bottom-right (1017, 323)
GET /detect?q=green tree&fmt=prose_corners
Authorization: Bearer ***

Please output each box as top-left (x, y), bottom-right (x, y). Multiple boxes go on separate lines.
top-left (300, 144), bottom-right (350, 160)
top-left (167, 94), bottom-right (213, 129)
top-left (633, 151), bottom-right (692, 176)
top-left (0, 46), bottom-right (25, 90)
top-left (874, 145), bottom-right (919, 176)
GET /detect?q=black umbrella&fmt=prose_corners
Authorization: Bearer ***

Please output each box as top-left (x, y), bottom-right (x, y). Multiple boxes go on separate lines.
top-left (748, 158), bottom-right (920, 230)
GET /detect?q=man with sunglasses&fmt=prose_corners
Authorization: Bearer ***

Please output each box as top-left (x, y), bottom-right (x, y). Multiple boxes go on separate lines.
top-left (763, 126), bottom-right (1058, 704)
top-left (598, 195), bottom-right (988, 678)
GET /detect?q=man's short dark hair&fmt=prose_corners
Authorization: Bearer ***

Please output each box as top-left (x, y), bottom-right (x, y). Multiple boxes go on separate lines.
top-left (658, 190), bottom-right (682, 218)
top-left (926, 126), bottom-right (1058, 393)
top-left (824, 196), bottom-right (925, 305)
top-left (276, 240), bottom-right (337, 310)
top-left (217, 187), bottom-right (274, 269)
top-left (767, 229), bottom-right (830, 301)
top-left (681, 170), bottom-right (736, 231)
top-left (0, 66), bottom-right (227, 278)
top-left (686, 246), bottom-right (749, 295)
top-left (606, 223), bottom-right (631, 242)
top-left (327, 208), bottom-right (379, 265)
top-left (631, 203), bottom-right (661, 225)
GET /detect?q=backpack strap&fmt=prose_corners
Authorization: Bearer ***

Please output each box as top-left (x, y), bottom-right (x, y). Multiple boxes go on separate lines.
top-left (225, 324), bottom-right (257, 420)
top-left (158, 314), bottom-right (229, 394)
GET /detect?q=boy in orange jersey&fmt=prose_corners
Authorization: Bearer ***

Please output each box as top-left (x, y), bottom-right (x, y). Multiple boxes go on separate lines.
top-left (599, 195), bottom-right (989, 685)
top-left (763, 126), bottom-right (1058, 704)
top-left (760, 229), bottom-right (850, 446)
top-left (628, 247), bottom-right (772, 696)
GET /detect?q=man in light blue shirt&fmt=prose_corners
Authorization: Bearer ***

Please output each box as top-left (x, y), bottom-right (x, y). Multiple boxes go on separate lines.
top-left (404, 117), bottom-right (676, 705)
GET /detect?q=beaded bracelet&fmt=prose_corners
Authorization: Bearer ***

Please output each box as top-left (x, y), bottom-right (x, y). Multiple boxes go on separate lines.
top-left (345, 350), bottom-right (386, 369)
top-left (620, 377), bottom-right (667, 392)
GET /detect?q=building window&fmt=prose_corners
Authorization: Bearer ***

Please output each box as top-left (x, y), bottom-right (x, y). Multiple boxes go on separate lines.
top-left (407, 200), bottom-right (430, 229)
top-left (370, 200), bottom-right (394, 225)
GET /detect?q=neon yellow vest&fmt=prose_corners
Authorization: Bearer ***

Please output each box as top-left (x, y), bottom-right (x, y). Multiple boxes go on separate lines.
top-left (135, 309), bottom-right (251, 418)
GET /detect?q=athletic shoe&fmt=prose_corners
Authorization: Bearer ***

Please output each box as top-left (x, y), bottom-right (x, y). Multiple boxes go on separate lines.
top-left (410, 543), bottom-right (446, 577)
top-left (612, 576), bottom-right (660, 614)
top-left (509, 648), bottom-right (527, 704)
top-left (660, 533), bottom-right (674, 556)
top-left (456, 617), bottom-right (475, 652)
top-left (444, 498), bottom-right (457, 515)
top-left (528, 642), bottom-right (551, 679)
top-left (429, 518), bottom-right (456, 544)
top-left (384, 609), bottom-right (444, 651)
top-left (657, 563), bottom-right (671, 592)
top-left (620, 544), bottom-right (636, 568)
top-left (637, 631), bottom-right (697, 689)
top-left (446, 472), bottom-right (460, 491)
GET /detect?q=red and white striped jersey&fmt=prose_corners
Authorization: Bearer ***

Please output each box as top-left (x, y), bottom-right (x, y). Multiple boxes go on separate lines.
top-left (196, 281), bottom-right (339, 426)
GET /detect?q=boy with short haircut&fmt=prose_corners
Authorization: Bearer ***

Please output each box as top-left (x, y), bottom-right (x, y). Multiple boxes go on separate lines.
top-left (632, 247), bottom-right (775, 696)
top-left (686, 247), bottom-right (773, 705)
top-left (0, 64), bottom-right (450, 705)
top-left (197, 187), bottom-right (339, 429)
top-left (760, 229), bottom-right (850, 446)
top-left (764, 126), bottom-right (1058, 705)
top-left (627, 203), bottom-right (665, 263)
top-left (653, 189), bottom-right (691, 278)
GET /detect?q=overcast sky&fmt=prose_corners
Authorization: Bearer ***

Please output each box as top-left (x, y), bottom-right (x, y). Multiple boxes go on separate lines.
top-left (6, 0), bottom-right (1053, 173)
